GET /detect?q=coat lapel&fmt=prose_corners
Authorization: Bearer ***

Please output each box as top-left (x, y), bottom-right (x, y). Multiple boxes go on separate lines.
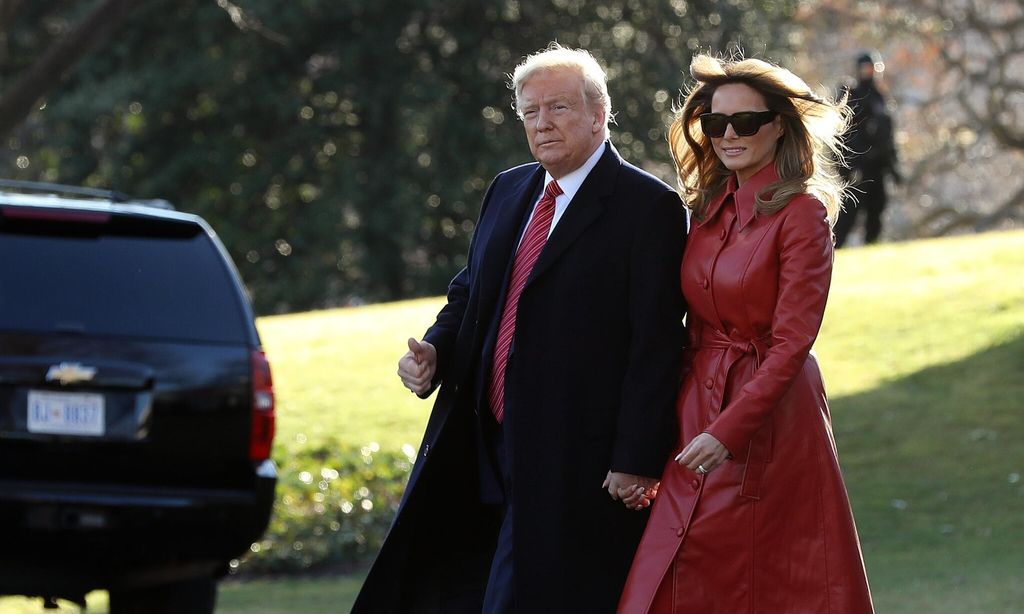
top-left (524, 142), bottom-right (620, 288)
top-left (476, 165), bottom-right (545, 333)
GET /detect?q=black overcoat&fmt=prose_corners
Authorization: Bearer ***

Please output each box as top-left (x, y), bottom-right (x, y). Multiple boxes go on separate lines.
top-left (353, 144), bottom-right (687, 613)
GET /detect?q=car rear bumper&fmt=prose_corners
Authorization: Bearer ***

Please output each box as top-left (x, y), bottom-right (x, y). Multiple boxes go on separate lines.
top-left (0, 460), bottom-right (276, 594)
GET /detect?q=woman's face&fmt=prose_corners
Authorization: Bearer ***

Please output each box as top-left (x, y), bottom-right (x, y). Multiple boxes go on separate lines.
top-left (709, 83), bottom-right (783, 185)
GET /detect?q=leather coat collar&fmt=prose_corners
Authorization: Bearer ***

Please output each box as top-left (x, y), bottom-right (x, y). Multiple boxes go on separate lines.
top-left (697, 163), bottom-right (780, 231)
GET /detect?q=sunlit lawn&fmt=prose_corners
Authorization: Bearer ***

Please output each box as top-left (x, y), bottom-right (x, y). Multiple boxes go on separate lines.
top-left (2, 230), bottom-right (1021, 613)
top-left (261, 296), bottom-right (443, 454)
top-left (258, 230), bottom-right (1024, 457)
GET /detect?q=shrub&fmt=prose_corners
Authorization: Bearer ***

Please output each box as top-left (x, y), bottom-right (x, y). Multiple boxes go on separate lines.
top-left (232, 439), bottom-right (414, 575)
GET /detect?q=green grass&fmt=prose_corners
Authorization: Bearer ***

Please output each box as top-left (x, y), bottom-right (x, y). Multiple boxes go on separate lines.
top-left (259, 297), bottom-right (444, 455)
top-left (0, 575), bottom-right (364, 613)
top-left (3, 230), bottom-right (1021, 612)
top-left (819, 230), bottom-right (1024, 398)
top-left (838, 338), bottom-right (1024, 611)
top-left (256, 230), bottom-right (1024, 459)
top-left (815, 232), bottom-right (1024, 610)
top-left (218, 575), bottom-right (365, 613)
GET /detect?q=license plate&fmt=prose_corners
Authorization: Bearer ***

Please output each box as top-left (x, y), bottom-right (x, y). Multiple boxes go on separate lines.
top-left (27, 391), bottom-right (105, 436)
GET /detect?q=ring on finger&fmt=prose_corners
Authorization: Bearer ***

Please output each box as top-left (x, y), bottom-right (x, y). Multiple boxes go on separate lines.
top-left (697, 464), bottom-right (709, 475)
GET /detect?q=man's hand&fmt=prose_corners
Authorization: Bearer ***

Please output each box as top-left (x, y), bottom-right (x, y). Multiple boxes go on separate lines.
top-left (675, 432), bottom-right (730, 475)
top-left (603, 471), bottom-right (659, 510)
top-left (397, 338), bottom-right (437, 395)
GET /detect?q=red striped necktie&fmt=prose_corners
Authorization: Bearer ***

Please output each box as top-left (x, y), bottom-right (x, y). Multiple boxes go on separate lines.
top-left (487, 179), bottom-right (563, 423)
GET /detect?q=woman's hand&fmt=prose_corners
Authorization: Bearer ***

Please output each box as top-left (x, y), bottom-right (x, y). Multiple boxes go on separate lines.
top-left (676, 433), bottom-right (730, 475)
top-left (603, 471), bottom-right (659, 510)
top-left (617, 482), bottom-right (659, 511)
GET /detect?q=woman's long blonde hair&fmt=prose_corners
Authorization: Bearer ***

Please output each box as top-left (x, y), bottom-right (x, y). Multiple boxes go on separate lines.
top-left (670, 54), bottom-right (849, 225)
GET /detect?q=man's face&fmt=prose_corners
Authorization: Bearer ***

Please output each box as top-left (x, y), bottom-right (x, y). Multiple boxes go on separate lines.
top-left (858, 62), bottom-right (876, 82)
top-left (518, 68), bottom-right (605, 179)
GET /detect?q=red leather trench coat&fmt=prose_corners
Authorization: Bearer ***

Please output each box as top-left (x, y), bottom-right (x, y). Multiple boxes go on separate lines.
top-left (618, 164), bottom-right (873, 613)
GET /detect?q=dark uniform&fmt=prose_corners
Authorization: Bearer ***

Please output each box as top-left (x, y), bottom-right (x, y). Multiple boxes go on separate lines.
top-left (835, 54), bottom-right (900, 247)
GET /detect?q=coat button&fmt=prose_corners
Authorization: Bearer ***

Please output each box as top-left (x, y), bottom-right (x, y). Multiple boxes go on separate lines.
top-left (705, 378), bottom-right (713, 389)
top-left (701, 278), bottom-right (709, 290)
top-left (676, 527), bottom-right (684, 537)
top-left (692, 479), bottom-right (700, 490)
top-left (719, 228), bottom-right (726, 240)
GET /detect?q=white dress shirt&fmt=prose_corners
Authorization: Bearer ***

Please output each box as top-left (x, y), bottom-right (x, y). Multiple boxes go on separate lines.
top-left (518, 142), bottom-right (606, 247)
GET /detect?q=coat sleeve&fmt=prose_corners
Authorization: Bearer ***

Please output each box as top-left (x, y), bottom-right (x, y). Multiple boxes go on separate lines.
top-left (610, 188), bottom-right (688, 477)
top-left (706, 198), bottom-right (834, 457)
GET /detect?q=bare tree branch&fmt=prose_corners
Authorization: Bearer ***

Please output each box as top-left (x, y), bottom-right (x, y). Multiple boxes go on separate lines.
top-left (0, 0), bottom-right (144, 142)
top-left (214, 0), bottom-right (288, 46)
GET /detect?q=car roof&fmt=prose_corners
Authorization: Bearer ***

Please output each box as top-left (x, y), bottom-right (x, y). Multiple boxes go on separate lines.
top-left (0, 190), bottom-right (205, 226)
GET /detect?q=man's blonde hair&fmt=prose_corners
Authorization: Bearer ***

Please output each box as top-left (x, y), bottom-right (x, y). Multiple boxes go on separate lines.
top-left (510, 42), bottom-right (614, 139)
top-left (671, 53), bottom-right (850, 225)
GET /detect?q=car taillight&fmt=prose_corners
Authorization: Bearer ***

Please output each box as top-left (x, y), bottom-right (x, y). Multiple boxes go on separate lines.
top-left (250, 349), bottom-right (276, 461)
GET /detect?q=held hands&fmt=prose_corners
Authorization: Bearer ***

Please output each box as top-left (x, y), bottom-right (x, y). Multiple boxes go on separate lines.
top-left (603, 471), bottom-right (660, 511)
top-left (676, 432), bottom-right (730, 475)
top-left (397, 338), bottom-right (437, 395)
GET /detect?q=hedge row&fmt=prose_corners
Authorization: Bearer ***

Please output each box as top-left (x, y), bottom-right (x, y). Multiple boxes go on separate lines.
top-left (234, 440), bottom-right (413, 575)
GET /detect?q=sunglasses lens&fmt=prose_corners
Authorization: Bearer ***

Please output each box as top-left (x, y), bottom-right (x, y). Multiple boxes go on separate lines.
top-left (730, 114), bottom-right (762, 136)
top-left (700, 111), bottom-right (775, 137)
top-left (700, 115), bottom-right (728, 138)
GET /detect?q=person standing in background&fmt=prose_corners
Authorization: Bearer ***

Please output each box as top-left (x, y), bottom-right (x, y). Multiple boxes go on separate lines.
top-left (834, 51), bottom-right (901, 247)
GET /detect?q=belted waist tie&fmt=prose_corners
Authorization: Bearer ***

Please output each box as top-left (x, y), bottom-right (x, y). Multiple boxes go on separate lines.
top-left (692, 328), bottom-right (773, 500)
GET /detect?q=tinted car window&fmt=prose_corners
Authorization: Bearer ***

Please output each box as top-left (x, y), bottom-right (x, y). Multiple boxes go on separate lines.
top-left (0, 214), bottom-right (249, 344)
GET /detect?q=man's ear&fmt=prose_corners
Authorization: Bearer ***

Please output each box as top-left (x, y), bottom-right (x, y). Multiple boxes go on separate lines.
top-left (592, 105), bottom-right (606, 134)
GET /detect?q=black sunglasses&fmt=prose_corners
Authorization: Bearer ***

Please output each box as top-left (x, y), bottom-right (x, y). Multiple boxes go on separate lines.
top-left (699, 111), bottom-right (778, 138)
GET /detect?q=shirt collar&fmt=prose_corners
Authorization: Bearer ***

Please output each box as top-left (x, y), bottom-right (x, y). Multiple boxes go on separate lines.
top-left (544, 141), bottom-right (607, 203)
top-left (697, 162), bottom-right (780, 230)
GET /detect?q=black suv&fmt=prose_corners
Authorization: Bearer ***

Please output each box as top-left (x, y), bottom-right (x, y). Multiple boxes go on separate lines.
top-left (0, 182), bottom-right (276, 612)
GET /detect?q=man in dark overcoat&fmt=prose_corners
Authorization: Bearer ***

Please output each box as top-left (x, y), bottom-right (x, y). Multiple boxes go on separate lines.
top-left (835, 51), bottom-right (901, 247)
top-left (352, 44), bottom-right (687, 614)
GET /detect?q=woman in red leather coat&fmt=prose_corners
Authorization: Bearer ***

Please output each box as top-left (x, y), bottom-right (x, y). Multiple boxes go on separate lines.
top-left (617, 55), bottom-right (874, 613)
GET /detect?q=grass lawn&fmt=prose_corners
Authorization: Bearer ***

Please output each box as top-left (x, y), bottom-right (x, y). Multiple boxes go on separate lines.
top-left (818, 231), bottom-right (1024, 610)
top-left (259, 230), bottom-right (1024, 457)
top-left (3, 229), bottom-right (1021, 613)
top-left (0, 575), bottom-right (365, 613)
top-left (259, 296), bottom-right (443, 454)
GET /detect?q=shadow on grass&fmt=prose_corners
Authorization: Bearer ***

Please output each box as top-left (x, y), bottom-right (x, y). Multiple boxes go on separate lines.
top-left (831, 334), bottom-right (1024, 612)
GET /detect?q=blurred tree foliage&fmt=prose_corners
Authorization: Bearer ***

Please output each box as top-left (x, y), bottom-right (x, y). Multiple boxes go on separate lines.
top-left (1, 0), bottom-right (798, 314)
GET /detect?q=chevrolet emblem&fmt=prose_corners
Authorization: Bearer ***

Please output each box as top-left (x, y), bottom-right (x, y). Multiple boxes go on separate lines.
top-left (45, 362), bottom-right (98, 386)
